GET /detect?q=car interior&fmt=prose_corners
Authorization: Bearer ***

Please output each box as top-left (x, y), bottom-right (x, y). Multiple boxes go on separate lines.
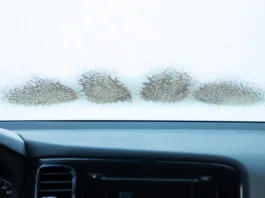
top-left (1, 0), bottom-right (264, 197)
top-left (0, 121), bottom-right (264, 198)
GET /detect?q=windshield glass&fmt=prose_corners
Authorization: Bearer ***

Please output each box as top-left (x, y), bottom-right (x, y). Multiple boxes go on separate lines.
top-left (0, 0), bottom-right (264, 121)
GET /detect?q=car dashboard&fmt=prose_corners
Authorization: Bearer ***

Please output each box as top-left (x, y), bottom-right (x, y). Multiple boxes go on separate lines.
top-left (0, 121), bottom-right (264, 198)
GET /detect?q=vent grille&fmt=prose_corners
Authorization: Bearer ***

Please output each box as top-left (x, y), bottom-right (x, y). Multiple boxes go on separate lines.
top-left (36, 165), bottom-right (76, 198)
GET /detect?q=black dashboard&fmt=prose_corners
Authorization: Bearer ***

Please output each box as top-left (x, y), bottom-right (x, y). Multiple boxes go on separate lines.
top-left (1, 121), bottom-right (265, 198)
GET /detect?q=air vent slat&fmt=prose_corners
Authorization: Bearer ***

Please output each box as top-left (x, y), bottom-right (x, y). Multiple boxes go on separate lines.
top-left (40, 181), bottom-right (72, 184)
top-left (42, 172), bottom-right (72, 175)
top-left (40, 189), bottom-right (73, 192)
top-left (36, 165), bottom-right (76, 198)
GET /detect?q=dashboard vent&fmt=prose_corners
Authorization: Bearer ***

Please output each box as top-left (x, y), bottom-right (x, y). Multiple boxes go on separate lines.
top-left (36, 165), bottom-right (76, 198)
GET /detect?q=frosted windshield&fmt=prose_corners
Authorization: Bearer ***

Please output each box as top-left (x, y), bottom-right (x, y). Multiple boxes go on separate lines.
top-left (0, 0), bottom-right (265, 121)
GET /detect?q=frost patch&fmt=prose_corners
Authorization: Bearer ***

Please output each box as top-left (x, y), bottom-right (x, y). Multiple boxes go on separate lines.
top-left (2, 77), bottom-right (78, 106)
top-left (78, 71), bottom-right (132, 104)
top-left (140, 69), bottom-right (193, 103)
top-left (193, 79), bottom-right (265, 106)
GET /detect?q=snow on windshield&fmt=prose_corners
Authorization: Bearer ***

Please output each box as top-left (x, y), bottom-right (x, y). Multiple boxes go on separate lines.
top-left (0, 0), bottom-right (265, 121)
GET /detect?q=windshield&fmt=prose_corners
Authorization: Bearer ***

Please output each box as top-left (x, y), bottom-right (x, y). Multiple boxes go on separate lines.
top-left (0, 0), bottom-right (264, 121)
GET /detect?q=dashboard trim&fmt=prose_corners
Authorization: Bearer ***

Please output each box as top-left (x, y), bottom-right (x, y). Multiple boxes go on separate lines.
top-left (40, 157), bottom-right (237, 171)
top-left (37, 158), bottom-right (243, 198)
top-left (0, 128), bottom-right (26, 156)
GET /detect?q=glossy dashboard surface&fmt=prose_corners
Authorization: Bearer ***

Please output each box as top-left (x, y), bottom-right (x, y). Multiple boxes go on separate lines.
top-left (1, 121), bottom-right (265, 198)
